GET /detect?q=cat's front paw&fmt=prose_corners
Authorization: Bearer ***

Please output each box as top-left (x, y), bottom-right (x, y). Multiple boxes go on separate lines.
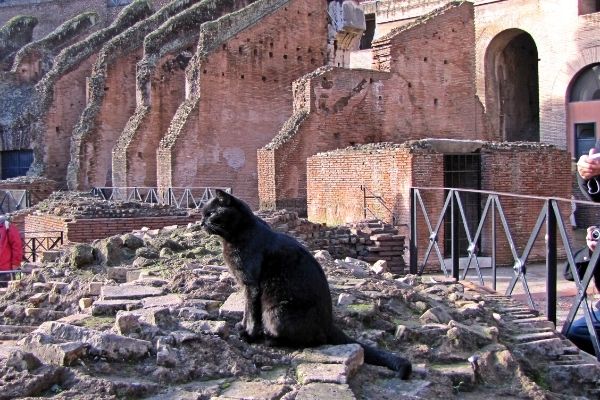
top-left (236, 322), bottom-right (263, 343)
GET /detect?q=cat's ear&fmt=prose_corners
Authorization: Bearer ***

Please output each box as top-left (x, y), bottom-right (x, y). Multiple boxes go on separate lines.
top-left (215, 189), bottom-right (233, 206)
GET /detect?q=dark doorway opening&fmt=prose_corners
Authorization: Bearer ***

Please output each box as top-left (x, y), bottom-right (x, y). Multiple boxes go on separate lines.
top-left (485, 30), bottom-right (540, 142)
top-left (1, 150), bottom-right (33, 179)
top-left (444, 154), bottom-right (481, 257)
top-left (360, 14), bottom-right (375, 50)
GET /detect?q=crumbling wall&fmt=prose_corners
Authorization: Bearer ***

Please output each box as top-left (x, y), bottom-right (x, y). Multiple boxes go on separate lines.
top-left (258, 67), bottom-right (390, 213)
top-left (0, 15), bottom-right (37, 69)
top-left (307, 139), bottom-right (572, 266)
top-left (11, 12), bottom-right (99, 82)
top-left (0, 12), bottom-right (108, 155)
top-left (13, 1), bottom-right (153, 182)
top-left (157, 0), bottom-right (329, 208)
top-left (112, 0), bottom-right (256, 188)
top-left (259, 1), bottom-right (487, 214)
top-left (67, 0), bottom-right (204, 190)
top-left (0, 0), bottom-right (136, 40)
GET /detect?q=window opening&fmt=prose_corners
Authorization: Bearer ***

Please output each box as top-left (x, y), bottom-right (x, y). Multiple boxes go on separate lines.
top-left (1, 150), bottom-right (33, 179)
top-left (575, 123), bottom-right (597, 160)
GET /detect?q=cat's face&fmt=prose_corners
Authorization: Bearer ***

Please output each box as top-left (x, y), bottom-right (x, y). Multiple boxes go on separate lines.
top-left (200, 190), bottom-right (249, 238)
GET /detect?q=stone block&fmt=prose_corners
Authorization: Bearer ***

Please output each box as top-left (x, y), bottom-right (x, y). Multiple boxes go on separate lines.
top-left (181, 320), bottom-right (229, 338)
top-left (219, 291), bottom-right (245, 319)
top-left (87, 282), bottom-right (103, 296)
top-left (24, 308), bottom-right (43, 318)
top-left (295, 383), bottom-right (356, 400)
top-left (215, 381), bottom-right (288, 400)
top-left (177, 307), bottom-right (209, 321)
top-left (29, 293), bottom-right (47, 306)
top-left (370, 260), bottom-right (388, 274)
top-left (100, 285), bottom-right (164, 300)
top-left (142, 294), bottom-right (183, 309)
top-left (35, 321), bottom-right (152, 361)
top-left (107, 267), bottom-right (128, 282)
top-left (21, 333), bottom-right (87, 366)
top-left (79, 298), bottom-right (93, 310)
top-left (91, 299), bottom-right (142, 316)
top-left (41, 250), bottom-right (61, 263)
top-left (514, 338), bottom-right (565, 358)
top-left (126, 269), bottom-right (143, 282)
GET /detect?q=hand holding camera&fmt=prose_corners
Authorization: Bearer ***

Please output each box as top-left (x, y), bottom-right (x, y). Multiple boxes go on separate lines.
top-left (578, 149), bottom-right (600, 180)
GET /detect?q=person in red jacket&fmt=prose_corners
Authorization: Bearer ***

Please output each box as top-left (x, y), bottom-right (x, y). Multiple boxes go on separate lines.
top-left (0, 215), bottom-right (23, 287)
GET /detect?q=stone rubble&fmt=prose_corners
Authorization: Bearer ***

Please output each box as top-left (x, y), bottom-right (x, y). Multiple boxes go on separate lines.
top-left (0, 211), bottom-right (597, 399)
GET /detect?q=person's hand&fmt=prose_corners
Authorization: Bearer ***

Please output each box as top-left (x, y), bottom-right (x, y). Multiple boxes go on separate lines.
top-left (587, 225), bottom-right (598, 252)
top-left (577, 148), bottom-right (600, 180)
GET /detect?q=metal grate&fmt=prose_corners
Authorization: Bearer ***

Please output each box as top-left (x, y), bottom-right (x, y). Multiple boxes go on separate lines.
top-left (443, 154), bottom-right (481, 257)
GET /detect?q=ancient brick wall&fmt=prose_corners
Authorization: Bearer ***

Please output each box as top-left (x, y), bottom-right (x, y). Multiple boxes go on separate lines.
top-left (306, 143), bottom-right (444, 269)
top-left (480, 144), bottom-right (573, 264)
top-left (116, 54), bottom-right (188, 187)
top-left (158, 0), bottom-right (329, 209)
top-left (112, 0), bottom-right (255, 188)
top-left (0, 0), bottom-right (112, 41)
top-left (68, 0), bottom-right (200, 189)
top-left (306, 141), bottom-right (572, 268)
top-left (43, 56), bottom-right (97, 183)
top-left (10, 1), bottom-right (153, 182)
top-left (84, 51), bottom-right (141, 187)
top-left (24, 213), bottom-right (201, 243)
top-left (261, 210), bottom-right (407, 273)
top-left (370, 0), bottom-right (600, 151)
top-left (0, 0), bottom-right (171, 40)
top-left (259, 2), bottom-right (488, 214)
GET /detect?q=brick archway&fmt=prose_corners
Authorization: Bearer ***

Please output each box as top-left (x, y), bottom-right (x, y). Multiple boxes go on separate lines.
top-left (484, 28), bottom-right (539, 142)
top-left (548, 47), bottom-right (600, 150)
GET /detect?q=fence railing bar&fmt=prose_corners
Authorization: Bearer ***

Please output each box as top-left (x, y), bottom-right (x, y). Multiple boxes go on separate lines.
top-left (461, 195), bottom-right (494, 284)
top-left (454, 191), bottom-right (484, 285)
top-left (504, 203), bottom-right (547, 308)
top-left (493, 197), bottom-right (521, 263)
top-left (417, 190), bottom-right (450, 275)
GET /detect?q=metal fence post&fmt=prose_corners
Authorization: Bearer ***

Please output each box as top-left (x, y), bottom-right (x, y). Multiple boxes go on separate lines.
top-left (546, 200), bottom-right (557, 325)
top-left (410, 188), bottom-right (418, 274)
top-left (491, 197), bottom-right (497, 291)
top-left (451, 190), bottom-right (459, 280)
top-left (31, 237), bottom-right (37, 262)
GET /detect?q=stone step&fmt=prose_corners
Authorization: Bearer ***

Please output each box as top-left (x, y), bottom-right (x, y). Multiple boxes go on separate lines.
top-left (511, 331), bottom-right (557, 343)
top-left (100, 285), bottom-right (165, 300)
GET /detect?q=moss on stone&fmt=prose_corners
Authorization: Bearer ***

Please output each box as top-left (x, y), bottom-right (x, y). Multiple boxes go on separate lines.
top-left (11, 12), bottom-right (100, 73)
top-left (17, 1), bottom-right (154, 179)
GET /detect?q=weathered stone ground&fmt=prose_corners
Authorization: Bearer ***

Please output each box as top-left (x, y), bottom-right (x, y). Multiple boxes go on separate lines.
top-left (0, 202), bottom-right (598, 399)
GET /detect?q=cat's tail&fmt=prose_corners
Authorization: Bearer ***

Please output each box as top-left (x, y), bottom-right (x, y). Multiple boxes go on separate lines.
top-left (327, 326), bottom-right (412, 380)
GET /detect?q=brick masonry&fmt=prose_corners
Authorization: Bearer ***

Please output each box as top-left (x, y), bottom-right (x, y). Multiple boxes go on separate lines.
top-left (156, 0), bottom-right (329, 209)
top-left (24, 213), bottom-right (201, 243)
top-left (306, 140), bottom-right (572, 266)
top-left (258, 2), bottom-right (490, 214)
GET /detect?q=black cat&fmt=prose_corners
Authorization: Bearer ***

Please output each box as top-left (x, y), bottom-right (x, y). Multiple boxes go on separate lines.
top-left (200, 189), bottom-right (411, 379)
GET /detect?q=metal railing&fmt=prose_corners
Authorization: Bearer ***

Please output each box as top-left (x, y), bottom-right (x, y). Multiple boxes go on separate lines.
top-left (361, 185), bottom-right (398, 224)
top-left (410, 186), bottom-right (600, 359)
top-left (91, 187), bottom-right (231, 209)
top-left (0, 189), bottom-right (29, 213)
top-left (23, 231), bottom-right (64, 263)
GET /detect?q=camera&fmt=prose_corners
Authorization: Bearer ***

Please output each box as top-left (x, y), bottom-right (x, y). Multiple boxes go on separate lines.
top-left (592, 229), bottom-right (600, 241)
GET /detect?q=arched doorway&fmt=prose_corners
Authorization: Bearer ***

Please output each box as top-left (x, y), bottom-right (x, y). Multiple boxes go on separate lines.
top-left (567, 64), bottom-right (600, 159)
top-left (485, 29), bottom-right (540, 142)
